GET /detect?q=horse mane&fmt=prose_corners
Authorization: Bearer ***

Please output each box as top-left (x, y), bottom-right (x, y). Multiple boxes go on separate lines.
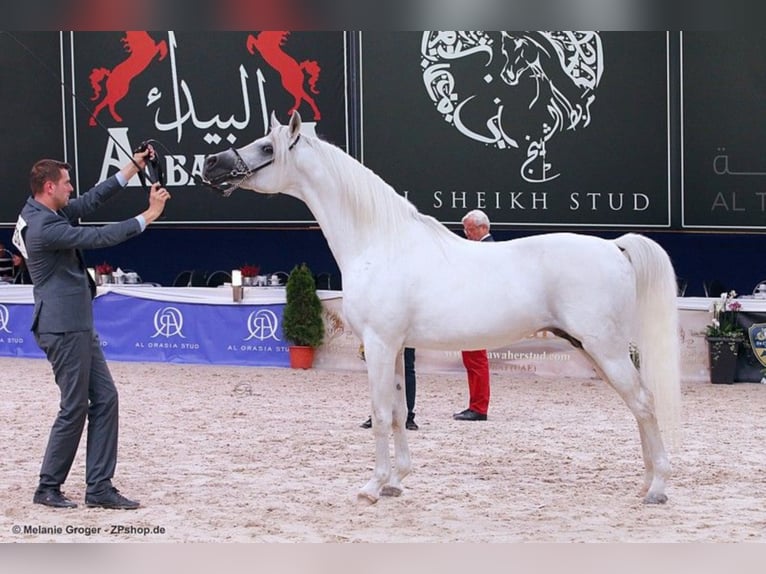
top-left (275, 125), bottom-right (456, 247)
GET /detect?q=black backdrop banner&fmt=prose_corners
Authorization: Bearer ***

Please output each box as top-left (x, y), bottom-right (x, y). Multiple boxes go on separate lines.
top-left (361, 31), bottom-right (671, 228)
top-left (682, 32), bottom-right (766, 229)
top-left (72, 31), bottom-right (347, 225)
top-left (7, 32), bottom-right (766, 233)
top-left (0, 32), bottom-right (65, 226)
top-left (0, 31), bottom-right (347, 226)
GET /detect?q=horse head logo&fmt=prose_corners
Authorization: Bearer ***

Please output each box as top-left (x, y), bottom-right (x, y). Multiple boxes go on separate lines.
top-left (88, 31), bottom-right (168, 126)
top-left (421, 31), bottom-right (603, 184)
top-left (499, 32), bottom-right (601, 131)
top-left (246, 31), bottom-right (322, 121)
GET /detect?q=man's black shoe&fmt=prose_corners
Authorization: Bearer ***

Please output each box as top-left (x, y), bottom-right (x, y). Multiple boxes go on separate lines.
top-left (452, 409), bottom-right (487, 421)
top-left (33, 488), bottom-right (78, 508)
top-left (85, 487), bottom-right (140, 510)
top-left (362, 416), bottom-right (419, 430)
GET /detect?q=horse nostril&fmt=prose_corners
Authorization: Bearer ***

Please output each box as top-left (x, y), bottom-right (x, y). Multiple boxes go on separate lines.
top-left (204, 156), bottom-right (218, 170)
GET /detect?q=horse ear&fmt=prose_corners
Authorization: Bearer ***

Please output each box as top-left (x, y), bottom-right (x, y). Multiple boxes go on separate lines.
top-left (288, 111), bottom-right (302, 141)
top-left (269, 111), bottom-right (281, 131)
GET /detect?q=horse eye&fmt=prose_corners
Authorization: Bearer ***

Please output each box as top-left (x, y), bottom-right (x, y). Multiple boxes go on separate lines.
top-left (262, 144), bottom-right (273, 155)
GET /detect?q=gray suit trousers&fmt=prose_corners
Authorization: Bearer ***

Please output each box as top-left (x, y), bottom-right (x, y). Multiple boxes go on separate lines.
top-left (35, 330), bottom-right (118, 495)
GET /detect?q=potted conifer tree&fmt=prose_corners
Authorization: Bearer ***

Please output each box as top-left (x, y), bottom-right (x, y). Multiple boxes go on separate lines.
top-left (282, 262), bottom-right (324, 368)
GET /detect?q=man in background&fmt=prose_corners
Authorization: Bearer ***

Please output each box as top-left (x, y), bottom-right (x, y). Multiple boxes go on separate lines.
top-left (453, 209), bottom-right (493, 422)
top-left (0, 241), bottom-right (21, 280)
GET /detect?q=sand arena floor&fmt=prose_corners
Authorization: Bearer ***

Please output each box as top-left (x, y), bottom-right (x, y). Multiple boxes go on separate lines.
top-left (1, 356), bottom-right (766, 543)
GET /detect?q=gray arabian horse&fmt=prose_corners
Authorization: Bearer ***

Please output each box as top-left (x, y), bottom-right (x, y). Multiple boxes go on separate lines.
top-left (201, 111), bottom-right (681, 505)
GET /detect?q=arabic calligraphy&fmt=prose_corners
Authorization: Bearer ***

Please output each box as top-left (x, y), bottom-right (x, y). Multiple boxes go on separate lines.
top-left (713, 147), bottom-right (766, 176)
top-left (451, 97), bottom-right (517, 148)
top-left (150, 32), bottom-right (257, 143)
top-left (420, 31), bottom-right (603, 185)
top-left (521, 137), bottom-right (559, 183)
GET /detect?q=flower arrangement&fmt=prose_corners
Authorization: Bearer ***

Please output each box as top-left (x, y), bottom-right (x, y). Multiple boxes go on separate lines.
top-left (240, 264), bottom-right (260, 278)
top-left (706, 290), bottom-right (745, 383)
top-left (95, 262), bottom-right (113, 275)
top-left (706, 290), bottom-right (744, 339)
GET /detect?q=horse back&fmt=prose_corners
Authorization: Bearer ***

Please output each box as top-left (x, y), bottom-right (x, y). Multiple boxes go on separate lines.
top-left (343, 232), bottom-right (633, 351)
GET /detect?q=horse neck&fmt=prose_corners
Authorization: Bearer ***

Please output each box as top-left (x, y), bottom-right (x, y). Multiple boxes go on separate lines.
top-left (291, 141), bottom-right (414, 270)
top-left (299, 195), bottom-right (356, 271)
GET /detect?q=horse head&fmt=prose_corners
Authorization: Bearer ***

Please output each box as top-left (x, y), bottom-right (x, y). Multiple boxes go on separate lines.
top-left (499, 31), bottom-right (602, 133)
top-left (499, 32), bottom-right (551, 87)
top-left (200, 111), bottom-right (303, 197)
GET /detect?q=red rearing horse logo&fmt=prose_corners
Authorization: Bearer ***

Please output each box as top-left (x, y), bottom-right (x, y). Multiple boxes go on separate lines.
top-left (246, 31), bottom-right (322, 121)
top-left (88, 31), bottom-right (168, 126)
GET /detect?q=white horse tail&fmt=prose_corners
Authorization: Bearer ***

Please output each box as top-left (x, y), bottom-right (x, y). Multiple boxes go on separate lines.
top-left (614, 233), bottom-right (681, 448)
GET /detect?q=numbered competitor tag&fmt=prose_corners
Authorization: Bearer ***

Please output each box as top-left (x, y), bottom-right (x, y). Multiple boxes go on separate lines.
top-left (12, 215), bottom-right (28, 259)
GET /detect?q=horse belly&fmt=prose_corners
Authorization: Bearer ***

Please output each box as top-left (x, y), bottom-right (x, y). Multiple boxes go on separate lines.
top-left (405, 306), bottom-right (541, 352)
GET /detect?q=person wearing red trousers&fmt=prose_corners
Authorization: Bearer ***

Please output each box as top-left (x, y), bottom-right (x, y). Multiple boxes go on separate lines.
top-left (453, 209), bottom-right (493, 422)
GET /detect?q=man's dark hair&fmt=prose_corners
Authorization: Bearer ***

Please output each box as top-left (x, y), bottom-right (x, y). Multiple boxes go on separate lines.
top-left (29, 159), bottom-right (71, 196)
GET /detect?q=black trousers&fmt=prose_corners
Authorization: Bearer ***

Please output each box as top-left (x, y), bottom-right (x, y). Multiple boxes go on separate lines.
top-left (35, 330), bottom-right (118, 495)
top-left (404, 347), bottom-right (416, 417)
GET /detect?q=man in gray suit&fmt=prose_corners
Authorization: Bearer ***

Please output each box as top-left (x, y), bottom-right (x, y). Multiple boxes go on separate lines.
top-left (13, 148), bottom-right (170, 509)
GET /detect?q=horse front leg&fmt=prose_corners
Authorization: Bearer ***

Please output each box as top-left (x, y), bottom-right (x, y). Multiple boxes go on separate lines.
top-left (357, 340), bottom-right (399, 505)
top-left (381, 348), bottom-right (411, 497)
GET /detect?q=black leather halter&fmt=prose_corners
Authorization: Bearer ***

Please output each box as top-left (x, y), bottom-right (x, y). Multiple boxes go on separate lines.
top-left (198, 134), bottom-right (301, 194)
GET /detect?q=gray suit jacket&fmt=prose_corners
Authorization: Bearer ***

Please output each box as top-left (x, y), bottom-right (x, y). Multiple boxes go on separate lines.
top-left (17, 175), bottom-right (143, 334)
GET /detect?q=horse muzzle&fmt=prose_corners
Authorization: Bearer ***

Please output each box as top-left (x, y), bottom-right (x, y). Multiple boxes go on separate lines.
top-left (193, 173), bottom-right (236, 197)
top-left (200, 150), bottom-right (241, 197)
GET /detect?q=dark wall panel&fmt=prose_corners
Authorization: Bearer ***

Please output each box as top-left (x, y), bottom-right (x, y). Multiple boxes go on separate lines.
top-left (0, 32), bottom-right (65, 224)
top-left (682, 31), bottom-right (766, 229)
top-left (70, 31), bottom-right (348, 225)
top-left (2, 32), bottom-right (766, 294)
top-left (361, 31), bottom-right (670, 228)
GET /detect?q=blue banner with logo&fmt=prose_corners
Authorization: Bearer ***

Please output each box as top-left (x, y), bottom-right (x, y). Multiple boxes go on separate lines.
top-left (94, 292), bottom-right (289, 366)
top-left (0, 292), bottom-right (289, 366)
top-left (0, 302), bottom-right (44, 358)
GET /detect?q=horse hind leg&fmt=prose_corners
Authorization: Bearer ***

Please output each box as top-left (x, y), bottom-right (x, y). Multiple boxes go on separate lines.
top-left (90, 96), bottom-right (123, 126)
top-left (107, 100), bottom-right (124, 123)
top-left (304, 92), bottom-right (321, 120)
top-left (89, 99), bottom-right (107, 126)
top-left (583, 344), bottom-right (670, 504)
top-left (636, 423), bottom-right (664, 502)
top-left (291, 91), bottom-right (321, 121)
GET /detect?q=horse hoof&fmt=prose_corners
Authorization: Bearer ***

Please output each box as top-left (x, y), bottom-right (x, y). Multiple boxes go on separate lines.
top-left (643, 492), bottom-right (668, 504)
top-left (357, 492), bottom-right (378, 506)
top-left (381, 485), bottom-right (403, 497)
